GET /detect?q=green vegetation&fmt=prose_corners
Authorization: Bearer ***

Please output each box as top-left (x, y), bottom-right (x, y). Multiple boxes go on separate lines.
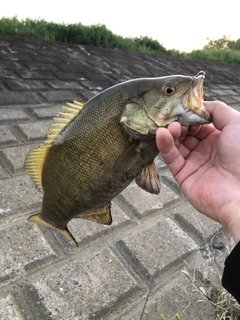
top-left (0, 16), bottom-right (167, 55)
top-left (184, 48), bottom-right (240, 64)
top-left (0, 16), bottom-right (240, 64)
top-left (150, 286), bottom-right (240, 319)
top-left (159, 314), bottom-right (184, 320)
top-left (182, 35), bottom-right (240, 64)
top-left (158, 315), bottom-right (197, 320)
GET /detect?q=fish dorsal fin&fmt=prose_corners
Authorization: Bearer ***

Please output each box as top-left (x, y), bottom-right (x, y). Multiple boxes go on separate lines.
top-left (44, 100), bottom-right (85, 147)
top-left (24, 145), bottom-right (50, 192)
top-left (25, 101), bottom-right (85, 192)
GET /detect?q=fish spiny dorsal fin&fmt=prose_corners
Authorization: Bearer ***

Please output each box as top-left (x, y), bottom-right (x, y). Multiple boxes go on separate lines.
top-left (25, 101), bottom-right (85, 192)
top-left (44, 100), bottom-right (85, 146)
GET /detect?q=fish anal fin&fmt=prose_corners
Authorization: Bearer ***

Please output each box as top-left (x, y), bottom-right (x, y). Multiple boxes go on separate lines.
top-left (28, 213), bottom-right (78, 246)
top-left (135, 162), bottom-right (161, 194)
top-left (76, 203), bottom-right (112, 225)
top-left (112, 141), bottom-right (140, 174)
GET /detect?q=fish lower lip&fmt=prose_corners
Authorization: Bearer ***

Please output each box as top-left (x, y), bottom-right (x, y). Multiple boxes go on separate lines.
top-left (182, 73), bottom-right (208, 120)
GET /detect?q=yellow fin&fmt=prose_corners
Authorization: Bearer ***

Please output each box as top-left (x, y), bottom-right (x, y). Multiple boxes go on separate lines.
top-left (135, 162), bottom-right (161, 194)
top-left (25, 100), bottom-right (85, 191)
top-left (76, 203), bottom-right (112, 225)
top-left (45, 100), bottom-right (85, 147)
top-left (28, 213), bottom-right (78, 246)
top-left (67, 101), bottom-right (85, 108)
top-left (24, 145), bottom-right (50, 192)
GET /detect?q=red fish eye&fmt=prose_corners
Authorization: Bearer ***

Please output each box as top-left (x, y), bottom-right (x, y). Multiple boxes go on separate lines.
top-left (162, 86), bottom-right (175, 95)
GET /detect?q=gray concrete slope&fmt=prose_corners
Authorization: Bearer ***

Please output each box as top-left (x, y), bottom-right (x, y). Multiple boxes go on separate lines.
top-left (0, 35), bottom-right (240, 319)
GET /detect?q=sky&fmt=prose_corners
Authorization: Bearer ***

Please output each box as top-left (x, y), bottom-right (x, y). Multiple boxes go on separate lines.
top-left (1, 0), bottom-right (239, 52)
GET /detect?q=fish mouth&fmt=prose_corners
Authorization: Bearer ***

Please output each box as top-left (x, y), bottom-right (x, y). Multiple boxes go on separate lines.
top-left (192, 71), bottom-right (205, 101)
top-left (183, 71), bottom-right (212, 123)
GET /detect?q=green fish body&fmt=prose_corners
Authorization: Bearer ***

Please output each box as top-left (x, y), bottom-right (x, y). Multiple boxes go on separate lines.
top-left (25, 72), bottom-right (211, 243)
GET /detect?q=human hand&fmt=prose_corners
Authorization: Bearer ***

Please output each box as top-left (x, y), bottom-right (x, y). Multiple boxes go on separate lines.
top-left (156, 101), bottom-right (240, 243)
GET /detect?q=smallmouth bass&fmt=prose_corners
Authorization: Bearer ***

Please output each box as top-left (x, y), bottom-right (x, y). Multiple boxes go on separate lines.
top-left (25, 71), bottom-right (211, 244)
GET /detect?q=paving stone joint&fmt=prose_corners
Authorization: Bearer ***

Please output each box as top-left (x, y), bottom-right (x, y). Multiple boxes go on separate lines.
top-left (0, 35), bottom-right (239, 319)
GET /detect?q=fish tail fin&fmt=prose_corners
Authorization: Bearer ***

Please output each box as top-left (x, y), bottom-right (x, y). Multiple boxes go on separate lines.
top-left (59, 227), bottom-right (78, 247)
top-left (28, 213), bottom-right (78, 246)
top-left (24, 101), bottom-right (85, 193)
top-left (24, 145), bottom-right (50, 192)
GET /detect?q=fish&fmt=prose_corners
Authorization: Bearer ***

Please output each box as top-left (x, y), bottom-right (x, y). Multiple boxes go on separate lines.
top-left (25, 71), bottom-right (211, 244)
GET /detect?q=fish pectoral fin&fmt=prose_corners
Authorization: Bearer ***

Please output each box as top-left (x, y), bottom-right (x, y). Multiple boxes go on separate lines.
top-left (120, 100), bottom-right (150, 136)
top-left (112, 141), bottom-right (140, 173)
top-left (76, 203), bottom-right (112, 225)
top-left (135, 162), bottom-right (161, 194)
top-left (28, 213), bottom-right (78, 246)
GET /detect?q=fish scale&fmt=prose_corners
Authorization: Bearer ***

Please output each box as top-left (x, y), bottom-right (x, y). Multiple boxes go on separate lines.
top-left (41, 106), bottom-right (133, 227)
top-left (25, 73), bottom-right (211, 244)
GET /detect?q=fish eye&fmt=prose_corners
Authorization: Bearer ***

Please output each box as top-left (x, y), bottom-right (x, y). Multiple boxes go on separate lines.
top-left (162, 86), bottom-right (175, 95)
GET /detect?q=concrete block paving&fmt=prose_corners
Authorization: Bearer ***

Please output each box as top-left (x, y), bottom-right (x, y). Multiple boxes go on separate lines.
top-left (0, 35), bottom-right (239, 319)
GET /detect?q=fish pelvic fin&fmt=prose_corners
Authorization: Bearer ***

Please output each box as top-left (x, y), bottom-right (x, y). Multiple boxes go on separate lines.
top-left (76, 203), bottom-right (112, 225)
top-left (135, 162), bottom-right (161, 194)
top-left (28, 213), bottom-right (78, 246)
top-left (24, 101), bottom-right (85, 192)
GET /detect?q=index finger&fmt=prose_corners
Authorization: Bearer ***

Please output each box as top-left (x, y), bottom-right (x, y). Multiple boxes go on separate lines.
top-left (156, 128), bottom-right (185, 177)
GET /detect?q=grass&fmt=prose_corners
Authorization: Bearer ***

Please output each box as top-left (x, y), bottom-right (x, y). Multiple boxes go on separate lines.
top-left (152, 296), bottom-right (240, 320)
top-left (1, 15), bottom-right (240, 320)
top-left (160, 314), bottom-right (186, 320)
top-left (159, 314), bottom-right (182, 320)
top-left (214, 290), bottom-right (240, 319)
top-left (1, 16), bottom-right (240, 64)
top-left (149, 233), bottom-right (240, 320)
